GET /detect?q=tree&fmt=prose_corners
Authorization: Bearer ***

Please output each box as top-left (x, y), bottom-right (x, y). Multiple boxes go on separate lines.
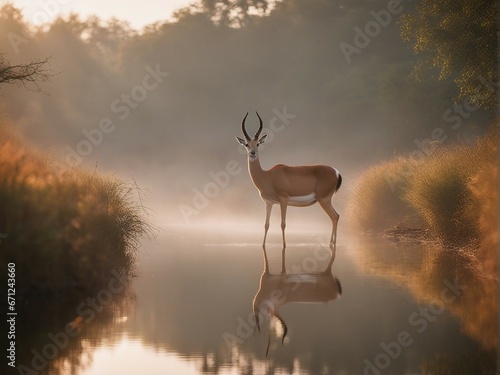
top-left (399, 0), bottom-right (498, 109)
top-left (0, 54), bottom-right (53, 91)
top-left (180, 0), bottom-right (272, 27)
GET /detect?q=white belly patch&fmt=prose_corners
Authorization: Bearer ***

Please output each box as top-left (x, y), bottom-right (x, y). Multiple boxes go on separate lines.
top-left (289, 193), bottom-right (317, 206)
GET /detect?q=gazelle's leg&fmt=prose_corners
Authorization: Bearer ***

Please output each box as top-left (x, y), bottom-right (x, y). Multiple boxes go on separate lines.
top-left (323, 243), bottom-right (336, 274)
top-left (318, 199), bottom-right (340, 246)
top-left (263, 203), bottom-right (272, 247)
top-left (279, 200), bottom-right (288, 248)
top-left (281, 246), bottom-right (286, 274)
top-left (261, 245), bottom-right (270, 273)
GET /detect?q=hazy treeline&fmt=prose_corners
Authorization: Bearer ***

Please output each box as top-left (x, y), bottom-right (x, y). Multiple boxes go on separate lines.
top-left (0, 0), bottom-right (494, 222)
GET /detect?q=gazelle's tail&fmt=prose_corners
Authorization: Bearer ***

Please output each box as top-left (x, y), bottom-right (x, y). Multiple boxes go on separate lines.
top-left (335, 173), bottom-right (342, 193)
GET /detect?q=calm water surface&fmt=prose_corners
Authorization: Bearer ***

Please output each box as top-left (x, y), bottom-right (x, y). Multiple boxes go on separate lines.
top-left (57, 226), bottom-right (497, 374)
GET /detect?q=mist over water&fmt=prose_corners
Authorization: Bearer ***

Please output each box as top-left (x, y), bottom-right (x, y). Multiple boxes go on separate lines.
top-left (0, 1), bottom-right (494, 226)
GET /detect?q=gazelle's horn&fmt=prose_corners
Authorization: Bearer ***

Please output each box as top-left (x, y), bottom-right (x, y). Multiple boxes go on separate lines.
top-left (252, 297), bottom-right (261, 333)
top-left (265, 333), bottom-right (271, 357)
top-left (241, 112), bottom-right (250, 141)
top-left (254, 111), bottom-right (263, 140)
top-left (274, 312), bottom-right (288, 346)
top-left (254, 314), bottom-right (261, 333)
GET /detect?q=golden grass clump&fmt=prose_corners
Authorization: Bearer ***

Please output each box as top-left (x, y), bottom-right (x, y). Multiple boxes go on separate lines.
top-left (347, 124), bottom-right (498, 249)
top-left (0, 123), bottom-right (152, 296)
top-left (468, 162), bottom-right (498, 276)
top-left (403, 144), bottom-right (480, 246)
top-left (347, 156), bottom-right (422, 232)
top-left (404, 127), bottom-right (497, 247)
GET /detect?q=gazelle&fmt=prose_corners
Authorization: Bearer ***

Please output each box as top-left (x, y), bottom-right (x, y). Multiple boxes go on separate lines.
top-left (236, 112), bottom-right (342, 247)
top-left (253, 245), bottom-right (342, 355)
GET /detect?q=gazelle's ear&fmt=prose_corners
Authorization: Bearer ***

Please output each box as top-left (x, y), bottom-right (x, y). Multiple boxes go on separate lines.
top-left (236, 136), bottom-right (247, 145)
top-left (258, 134), bottom-right (268, 145)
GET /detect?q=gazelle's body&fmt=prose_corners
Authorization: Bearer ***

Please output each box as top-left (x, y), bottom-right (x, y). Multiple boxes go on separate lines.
top-left (249, 162), bottom-right (341, 207)
top-left (236, 112), bottom-right (342, 247)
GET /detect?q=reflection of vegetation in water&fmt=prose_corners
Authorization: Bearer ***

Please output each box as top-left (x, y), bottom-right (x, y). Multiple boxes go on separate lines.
top-left (421, 350), bottom-right (496, 375)
top-left (351, 238), bottom-right (497, 353)
top-left (16, 281), bottom-right (134, 375)
top-left (0, 123), bottom-right (153, 296)
top-left (422, 248), bottom-right (497, 350)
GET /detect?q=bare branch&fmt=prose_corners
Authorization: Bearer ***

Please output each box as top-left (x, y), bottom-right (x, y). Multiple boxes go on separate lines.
top-left (0, 54), bottom-right (54, 92)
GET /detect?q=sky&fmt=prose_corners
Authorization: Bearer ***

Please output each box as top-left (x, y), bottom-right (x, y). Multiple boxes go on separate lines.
top-left (2, 0), bottom-right (195, 29)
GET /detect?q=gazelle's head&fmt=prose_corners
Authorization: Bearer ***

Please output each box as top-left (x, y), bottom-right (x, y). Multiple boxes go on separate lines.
top-left (235, 112), bottom-right (268, 160)
top-left (252, 298), bottom-right (288, 357)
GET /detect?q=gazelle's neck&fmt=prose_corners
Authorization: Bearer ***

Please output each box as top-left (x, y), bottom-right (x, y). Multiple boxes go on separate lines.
top-left (248, 156), bottom-right (266, 186)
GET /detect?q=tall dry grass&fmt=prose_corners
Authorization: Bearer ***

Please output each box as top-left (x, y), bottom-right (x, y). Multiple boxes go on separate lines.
top-left (346, 157), bottom-right (423, 232)
top-left (0, 123), bottom-right (153, 297)
top-left (347, 124), bottom-right (498, 250)
top-left (404, 127), bottom-right (497, 247)
top-left (468, 162), bottom-right (498, 276)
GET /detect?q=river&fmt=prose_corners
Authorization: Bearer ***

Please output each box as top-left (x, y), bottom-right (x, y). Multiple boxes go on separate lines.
top-left (23, 225), bottom-right (498, 375)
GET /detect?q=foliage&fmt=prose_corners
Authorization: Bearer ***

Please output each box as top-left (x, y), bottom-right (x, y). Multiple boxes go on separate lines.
top-left (400, 0), bottom-right (498, 109)
top-left (404, 126), bottom-right (497, 246)
top-left (420, 350), bottom-right (496, 375)
top-left (0, 123), bottom-right (153, 297)
top-left (181, 0), bottom-right (276, 27)
top-left (347, 157), bottom-right (422, 232)
top-left (468, 162), bottom-right (498, 276)
top-left (347, 125), bottom-right (498, 248)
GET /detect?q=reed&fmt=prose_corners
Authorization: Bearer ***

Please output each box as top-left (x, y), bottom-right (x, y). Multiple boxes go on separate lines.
top-left (0, 123), bottom-right (153, 297)
top-left (347, 124), bottom-right (498, 249)
top-left (347, 156), bottom-right (422, 232)
top-left (404, 127), bottom-right (497, 246)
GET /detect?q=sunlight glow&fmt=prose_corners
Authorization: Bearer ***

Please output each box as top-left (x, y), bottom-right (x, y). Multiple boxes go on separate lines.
top-left (2, 0), bottom-right (194, 29)
top-left (78, 335), bottom-right (253, 375)
top-left (78, 336), bottom-right (201, 375)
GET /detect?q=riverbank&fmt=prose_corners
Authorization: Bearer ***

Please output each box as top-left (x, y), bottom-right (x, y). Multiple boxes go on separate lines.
top-left (0, 123), bottom-right (153, 299)
top-left (347, 124), bottom-right (498, 275)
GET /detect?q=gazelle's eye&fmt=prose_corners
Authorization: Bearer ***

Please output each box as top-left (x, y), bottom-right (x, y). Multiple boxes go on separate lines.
top-left (245, 144), bottom-right (248, 147)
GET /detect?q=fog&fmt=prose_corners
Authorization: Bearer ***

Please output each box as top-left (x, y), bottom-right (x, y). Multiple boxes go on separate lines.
top-left (0, 1), bottom-right (494, 225)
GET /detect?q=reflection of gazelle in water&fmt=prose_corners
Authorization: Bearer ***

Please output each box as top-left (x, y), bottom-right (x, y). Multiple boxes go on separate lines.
top-left (235, 112), bottom-right (342, 247)
top-left (252, 245), bottom-right (342, 355)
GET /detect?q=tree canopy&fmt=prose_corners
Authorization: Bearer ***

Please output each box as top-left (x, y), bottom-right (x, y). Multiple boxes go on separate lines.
top-left (400, 0), bottom-right (498, 109)
top-left (193, 0), bottom-right (275, 27)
